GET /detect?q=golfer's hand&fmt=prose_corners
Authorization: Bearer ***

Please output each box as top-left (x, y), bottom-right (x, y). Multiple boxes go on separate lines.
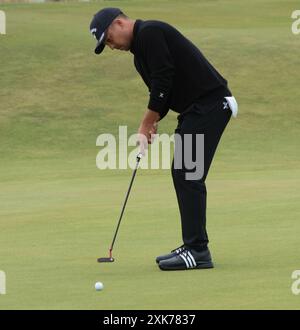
top-left (137, 109), bottom-right (160, 155)
top-left (137, 122), bottom-right (158, 155)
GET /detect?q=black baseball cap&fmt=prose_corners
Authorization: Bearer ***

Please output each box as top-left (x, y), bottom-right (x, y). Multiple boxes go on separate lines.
top-left (89, 8), bottom-right (123, 55)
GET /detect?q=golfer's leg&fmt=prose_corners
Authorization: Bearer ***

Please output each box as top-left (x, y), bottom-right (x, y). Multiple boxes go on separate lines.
top-left (172, 137), bottom-right (208, 250)
top-left (172, 102), bottom-right (232, 251)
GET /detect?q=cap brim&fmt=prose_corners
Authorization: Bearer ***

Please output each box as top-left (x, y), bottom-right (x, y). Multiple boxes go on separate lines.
top-left (95, 42), bottom-right (105, 55)
top-left (94, 31), bottom-right (106, 55)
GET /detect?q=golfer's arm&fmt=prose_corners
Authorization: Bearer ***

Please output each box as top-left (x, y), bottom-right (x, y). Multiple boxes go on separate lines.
top-left (140, 109), bottom-right (160, 127)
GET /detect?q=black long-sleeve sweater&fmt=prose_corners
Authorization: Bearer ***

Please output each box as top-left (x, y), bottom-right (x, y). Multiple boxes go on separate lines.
top-left (130, 19), bottom-right (231, 120)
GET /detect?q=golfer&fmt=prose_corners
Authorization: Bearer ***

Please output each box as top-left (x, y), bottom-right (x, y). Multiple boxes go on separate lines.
top-left (90, 8), bottom-right (237, 271)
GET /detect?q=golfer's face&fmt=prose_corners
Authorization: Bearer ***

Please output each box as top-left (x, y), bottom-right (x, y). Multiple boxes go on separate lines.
top-left (105, 20), bottom-right (131, 51)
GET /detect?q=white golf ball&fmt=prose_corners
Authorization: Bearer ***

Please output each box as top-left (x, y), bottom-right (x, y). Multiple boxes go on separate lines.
top-left (95, 282), bottom-right (104, 291)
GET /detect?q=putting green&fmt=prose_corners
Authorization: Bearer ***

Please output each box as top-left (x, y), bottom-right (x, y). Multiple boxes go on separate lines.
top-left (0, 0), bottom-right (299, 310)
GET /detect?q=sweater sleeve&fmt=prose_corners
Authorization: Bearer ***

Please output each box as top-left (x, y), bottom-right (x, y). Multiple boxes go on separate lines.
top-left (138, 27), bottom-right (174, 116)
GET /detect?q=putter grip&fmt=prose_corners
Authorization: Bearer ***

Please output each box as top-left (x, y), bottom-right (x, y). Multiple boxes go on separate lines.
top-left (136, 153), bottom-right (143, 161)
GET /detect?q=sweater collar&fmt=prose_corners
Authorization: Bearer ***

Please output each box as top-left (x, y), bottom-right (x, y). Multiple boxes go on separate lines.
top-left (130, 19), bottom-right (143, 54)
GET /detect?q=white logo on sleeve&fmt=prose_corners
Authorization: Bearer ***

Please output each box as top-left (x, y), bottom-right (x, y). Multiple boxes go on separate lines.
top-left (159, 92), bottom-right (164, 98)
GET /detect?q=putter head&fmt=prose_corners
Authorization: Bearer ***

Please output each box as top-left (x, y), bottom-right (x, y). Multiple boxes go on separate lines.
top-left (97, 257), bottom-right (114, 263)
top-left (97, 248), bottom-right (114, 263)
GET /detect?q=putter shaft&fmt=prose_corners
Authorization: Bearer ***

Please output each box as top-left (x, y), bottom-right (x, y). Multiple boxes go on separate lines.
top-left (98, 153), bottom-right (142, 262)
top-left (109, 154), bottom-right (142, 252)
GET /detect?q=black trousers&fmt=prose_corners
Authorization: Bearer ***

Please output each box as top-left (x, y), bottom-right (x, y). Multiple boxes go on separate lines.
top-left (172, 98), bottom-right (232, 251)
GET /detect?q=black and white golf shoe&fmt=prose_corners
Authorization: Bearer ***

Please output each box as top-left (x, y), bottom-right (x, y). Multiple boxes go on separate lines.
top-left (155, 245), bottom-right (185, 264)
top-left (158, 247), bottom-right (214, 271)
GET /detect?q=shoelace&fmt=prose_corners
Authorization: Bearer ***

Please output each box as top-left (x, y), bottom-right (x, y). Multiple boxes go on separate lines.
top-left (171, 245), bottom-right (185, 254)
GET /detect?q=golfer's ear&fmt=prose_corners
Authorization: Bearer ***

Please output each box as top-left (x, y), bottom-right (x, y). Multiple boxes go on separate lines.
top-left (114, 18), bottom-right (123, 27)
top-left (120, 18), bottom-right (128, 29)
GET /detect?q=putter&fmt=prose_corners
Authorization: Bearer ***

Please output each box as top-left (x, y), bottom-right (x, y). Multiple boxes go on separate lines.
top-left (98, 152), bottom-right (143, 263)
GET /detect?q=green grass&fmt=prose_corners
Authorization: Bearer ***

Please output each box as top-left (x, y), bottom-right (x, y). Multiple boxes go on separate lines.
top-left (0, 0), bottom-right (300, 309)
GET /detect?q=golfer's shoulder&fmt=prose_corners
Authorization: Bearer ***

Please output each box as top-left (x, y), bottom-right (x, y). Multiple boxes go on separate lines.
top-left (138, 20), bottom-right (174, 40)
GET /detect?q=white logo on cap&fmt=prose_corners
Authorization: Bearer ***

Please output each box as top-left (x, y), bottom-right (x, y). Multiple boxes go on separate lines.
top-left (90, 28), bottom-right (97, 39)
top-left (98, 32), bottom-right (105, 43)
